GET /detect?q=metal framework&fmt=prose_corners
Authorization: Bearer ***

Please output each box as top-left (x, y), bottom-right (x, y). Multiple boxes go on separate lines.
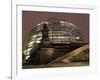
top-left (22, 18), bottom-right (84, 61)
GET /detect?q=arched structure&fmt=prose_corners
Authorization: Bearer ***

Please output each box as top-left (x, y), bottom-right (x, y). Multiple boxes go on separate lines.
top-left (22, 18), bottom-right (85, 64)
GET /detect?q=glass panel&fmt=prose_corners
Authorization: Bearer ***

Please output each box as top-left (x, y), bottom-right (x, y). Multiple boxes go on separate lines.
top-left (52, 31), bottom-right (61, 35)
top-left (53, 27), bottom-right (60, 31)
top-left (49, 30), bottom-right (52, 32)
top-left (31, 34), bottom-right (37, 38)
top-left (62, 41), bottom-right (71, 44)
top-left (48, 26), bottom-right (53, 30)
top-left (37, 32), bottom-right (42, 36)
top-left (52, 34), bottom-right (60, 36)
top-left (28, 44), bottom-right (33, 48)
top-left (62, 37), bottom-right (70, 42)
top-left (70, 36), bottom-right (76, 42)
top-left (31, 32), bottom-right (38, 38)
top-left (36, 37), bottom-right (42, 41)
top-left (49, 34), bottom-right (52, 38)
top-left (31, 37), bottom-right (36, 41)
top-left (53, 41), bottom-right (61, 44)
top-left (37, 26), bottom-right (42, 31)
top-left (52, 36), bottom-right (61, 43)
top-left (36, 40), bottom-right (41, 43)
top-left (28, 41), bottom-right (35, 45)
top-left (60, 31), bottom-right (66, 34)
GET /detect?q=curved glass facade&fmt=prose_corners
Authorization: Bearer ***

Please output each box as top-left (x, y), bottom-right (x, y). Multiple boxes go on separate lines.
top-left (23, 19), bottom-right (84, 61)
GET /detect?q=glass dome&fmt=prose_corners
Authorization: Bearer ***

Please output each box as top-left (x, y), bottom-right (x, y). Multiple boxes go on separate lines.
top-left (23, 18), bottom-right (84, 61)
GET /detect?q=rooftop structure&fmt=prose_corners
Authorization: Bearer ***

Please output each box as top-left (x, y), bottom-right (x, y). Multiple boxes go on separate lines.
top-left (22, 18), bottom-right (85, 65)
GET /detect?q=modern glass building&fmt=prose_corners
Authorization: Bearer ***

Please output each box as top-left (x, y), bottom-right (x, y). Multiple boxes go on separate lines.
top-left (22, 18), bottom-right (85, 64)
